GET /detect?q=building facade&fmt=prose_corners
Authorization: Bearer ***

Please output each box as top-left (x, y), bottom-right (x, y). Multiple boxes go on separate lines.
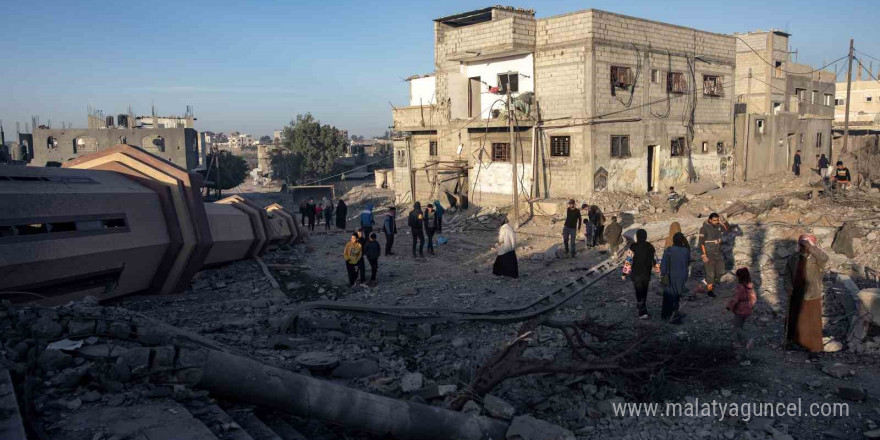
top-left (391, 6), bottom-right (735, 208)
top-left (733, 30), bottom-right (835, 180)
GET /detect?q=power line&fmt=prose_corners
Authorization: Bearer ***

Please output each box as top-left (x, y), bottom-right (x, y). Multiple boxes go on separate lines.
top-left (854, 49), bottom-right (880, 66)
top-left (735, 36), bottom-right (847, 75)
top-left (853, 55), bottom-right (880, 88)
top-left (748, 76), bottom-right (837, 110)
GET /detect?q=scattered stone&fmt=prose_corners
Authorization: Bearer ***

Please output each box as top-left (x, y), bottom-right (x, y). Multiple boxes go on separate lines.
top-left (452, 337), bottom-right (467, 348)
top-left (400, 373), bottom-right (424, 393)
top-left (720, 273), bottom-right (736, 284)
top-left (38, 349), bottom-right (73, 372)
top-left (837, 386), bottom-right (866, 401)
top-left (864, 429), bottom-right (880, 439)
top-left (32, 316), bottom-right (63, 339)
top-left (106, 394), bottom-right (125, 407)
top-left (294, 352), bottom-right (340, 372)
top-left (77, 345), bottom-right (128, 361)
top-left (331, 359), bottom-right (379, 379)
top-left (411, 384), bottom-right (457, 401)
top-left (46, 339), bottom-right (83, 351)
top-left (506, 415), bottom-right (576, 440)
top-left (80, 391), bottom-right (102, 403)
top-left (462, 400), bottom-right (481, 416)
top-left (746, 417), bottom-right (775, 432)
top-left (484, 394), bottom-right (516, 420)
top-left (858, 288), bottom-right (880, 326)
top-left (67, 320), bottom-right (96, 337)
top-left (285, 281), bottom-right (302, 290)
top-left (821, 363), bottom-right (853, 379)
top-left (597, 397), bottom-right (625, 416)
top-left (820, 427), bottom-right (849, 439)
top-left (415, 323), bottom-right (432, 340)
top-left (823, 339), bottom-right (844, 353)
top-left (270, 335), bottom-right (309, 349)
top-left (720, 388), bottom-right (732, 398)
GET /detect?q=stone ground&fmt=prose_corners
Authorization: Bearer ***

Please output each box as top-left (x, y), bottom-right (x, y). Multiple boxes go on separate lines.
top-left (6, 172), bottom-right (880, 440)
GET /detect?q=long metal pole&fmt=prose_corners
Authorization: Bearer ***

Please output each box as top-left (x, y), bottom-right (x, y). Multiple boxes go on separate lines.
top-left (508, 89), bottom-right (520, 229)
top-left (842, 39), bottom-right (855, 183)
top-left (743, 68), bottom-right (752, 182)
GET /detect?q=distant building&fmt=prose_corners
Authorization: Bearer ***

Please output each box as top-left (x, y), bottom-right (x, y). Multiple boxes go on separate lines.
top-left (834, 65), bottom-right (880, 128)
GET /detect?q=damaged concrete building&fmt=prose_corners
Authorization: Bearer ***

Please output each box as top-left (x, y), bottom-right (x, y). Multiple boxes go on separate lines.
top-left (391, 6), bottom-right (735, 209)
top-left (30, 109), bottom-right (202, 170)
top-left (733, 30), bottom-right (836, 180)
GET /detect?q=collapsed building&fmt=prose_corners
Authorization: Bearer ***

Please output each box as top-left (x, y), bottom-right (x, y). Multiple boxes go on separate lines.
top-left (0, 144), bottom-right (301, 305)
top-left (391, 6), bottom-right (736, 210)
top-left (733, 30), bottom-right (836, 180)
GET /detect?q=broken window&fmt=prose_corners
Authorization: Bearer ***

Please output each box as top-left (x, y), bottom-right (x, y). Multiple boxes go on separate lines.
top-left (429, 141), bottom-right (438, 156)
top-left (610, 66), bottom-right (635, 90)
top-left (46, 136), bottom-right (57, 149)
top-left (773, 102), bottom-right (781, 115)
top-left (497, 73), bottom-right (519, 94)
top-left (866, 94), bottom-right (873, 103)
top-left (702, 75), bottom-right (723, 97)
top-left (824, 94), bottom-right (833, 106)
top-left (550, 136), bottom-right (570, 157)
top-left (701, 142), bottom-right (708, 153)
top-left (142, 135), bottom-right (165, 153)
top-left (491, 142), bottom-right (510, 162)
top-left (395, 149), bottom-right (407, 167)
top-left (835, 97), bottom-right (845, 106)
top-left (671, 137), bottom-right (686, 157)
top-left (651, 69), bottom-right (660, 84)
top-left (73, 136), bottom-right (98, 154)
top-left (610, 135), bottom-right (630, 158)
top-left (667, 72), bottom-right (687, 94)
top-left (756, 120), bottom-right (765, 134)
top-left (812, 90), bottom-right (818, 104)
top-left (796, 88), bottom-right (806, 102)
top-left (594, 167), bottom-right (608, 192)
top-left (774, 61), bottom-right (783, 78)
top-left (816, 132), bottom-right (823, 148)
top-left (716, 142), bottom-right (725, 155)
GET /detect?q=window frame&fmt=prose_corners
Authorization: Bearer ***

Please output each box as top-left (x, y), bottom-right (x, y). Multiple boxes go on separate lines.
top-left (491, 142), bottom-right (511, 162)
top-left (610, 66), bottom-right (635, 90)
top-left (497, 72), bottom-right (519, 94)
top-left (549, 136), bottom-right (571, 157)
top-left (610, 135), bottom-right (630, 158)
top-left (667, 72), bottom-right (687, 94)
top-left (651, 69), bottom-right (660, 84)
top-left (428, 140), bottom-right (438, 157)
top-left (702, 75), bottom-right (723, 97)
top-left (670, 137), bottom-right (686, 157)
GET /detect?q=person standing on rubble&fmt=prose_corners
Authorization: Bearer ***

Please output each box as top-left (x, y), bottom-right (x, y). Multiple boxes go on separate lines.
top-left (433, 200), bottom-right (445, 233)
top-left (622, 229), bottom-right (657, 319)
top-left (604, 216), bottom-right (623, 257)
top-left (588, 205), bottom-right (606, 248)
top-left (667, 187), bottom-right (681, 213)
top-left (562, 199), bottom-right (582, 258)
top-left (355, 228), bottom-right (367, 284)
top-left (727, 267), bottom-right (757, 349)
top-left (783, 234), bottom-right (828, 357)
top-left (818, 154), bottom-right (830, 181)
top-left (360, 204), bottom-right (376, 237)
top-left (493, 216), bottom-right (519, 278)
top-left (335, 198), bottom-right (348, 230)
top-left (660, 232), bottom-right (690, 324)
top-left (343, 233), bottom-right (363, 287)
top-left (323, 197), bottom-right (333, 230)
top-left (423, 203), bottom-right (439, 256)
top-left (383, 206), bottom-right (397, 256)
top-left (698, 213), bottom-right (729, 299)
top-left (408, 202), bottom-right (425, 258)
top-left (306, 198), bottom-right (317, 231)
top-left (365, 233), bottom-right (381, 283)
top-left (792, 149), bottom-right (802, 177)
top-left (581, 203), bottom-right (593, 247)
top-left (833, 161), bottom-right (852, 190)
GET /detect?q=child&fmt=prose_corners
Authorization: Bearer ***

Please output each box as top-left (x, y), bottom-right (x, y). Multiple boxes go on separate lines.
top-left (726, 267), bottom-right (757, 348)
top-left (343, 233), bottom-right (363, 287)
top-left (667, 186), bottom-right (680, 213)
top-left (364, 233), bottom-right (381, 283)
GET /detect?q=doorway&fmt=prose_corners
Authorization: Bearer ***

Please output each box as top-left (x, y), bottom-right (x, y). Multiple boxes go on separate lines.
top-left (647, 145), bottom-right (658, 192)
top-left (468, 77), bottom-right (481, 118)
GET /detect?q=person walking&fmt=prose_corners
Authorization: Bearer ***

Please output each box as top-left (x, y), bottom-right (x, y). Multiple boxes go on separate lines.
top-left (492, 217), bottom-right (518, 278)
top-left (581, 203), bottom-right (593, 247)
top-left (589, 205), bottom-right (606, 247)
top-left (335, 199), bottom-right (348, 230)
top-left (365, 232), bottom-right (381, 283)
top-left (562, 199), bottom-right (582, 258)
top-left (783, 234), bottom-right (828, 357)
top-left (343, 233), bottom-right (363, 287)
top-left (698, 213), bottom-right (729, 298)
top-left (315, 204), bottom-right (323, 226)
top-left (622, 229), bottom-right (657, 319)
top-left (818, 154), bottom-right (830, 181)
top-left (408, 202), bottom-right (425, 258)
top-left (383, 206), bottom-right (397, 256)
top-left (433, 200), bottom-right (445, 233)
top-left (360, 204), bottom-right (375, 237)
top-left (604, 215), bottom-right (623, 257)
top-left (660, 232), bottom-right (690, 324)
top-left (306, 198), bottom-right (317, 231)
top-left (664, 221), bottom-right (683, 249)
top-left (792, 149), bottom-right (802, 177)
top-left (299, 200), bottom-right (308, 227)
top-left (423, 203), bottom-right (439, 256)
top-left (727, 267), bottom-right (757, 349)
top-left (355, 228), bottom-right (367, 284)
top-left (323, 197), bottom-right (333, 230)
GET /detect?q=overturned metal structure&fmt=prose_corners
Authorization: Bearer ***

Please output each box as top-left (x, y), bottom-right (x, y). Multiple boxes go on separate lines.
top-left (0, 144), bottom-right (303, 304)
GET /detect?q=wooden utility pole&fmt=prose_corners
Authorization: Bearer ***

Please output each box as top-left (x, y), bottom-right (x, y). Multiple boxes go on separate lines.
top-left (743, 68), bottom-right (752, 182)
top-left (842, 39), bottom-right (855, 184)
top-left (508, 89), bottom-right (520, 229)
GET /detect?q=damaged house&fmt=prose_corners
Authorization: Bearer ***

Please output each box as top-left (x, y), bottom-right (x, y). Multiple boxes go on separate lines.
top-left (733, 30), bottom-right (836, 180)
top-left (391, 6), bottom-right (735, 209)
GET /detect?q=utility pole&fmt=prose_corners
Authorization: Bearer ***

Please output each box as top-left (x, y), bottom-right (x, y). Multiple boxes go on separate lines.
top-left (842, 39), bottom-right (855, 184)
top-left (743, 68), bottom-right (752, 182)
top-left (508, 89), bottom-right (520, 230)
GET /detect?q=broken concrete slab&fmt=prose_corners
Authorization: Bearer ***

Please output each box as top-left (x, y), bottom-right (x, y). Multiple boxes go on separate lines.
top-left (505, 415), bottom-right (575, 440)
top-left (77, 344), bottom-right (129, 361)
top-left (821, 363), bottom-right (853, 379)
top-left (401, 372), bottom-right (424, 393)
top-left (857, 288), bottom-right (880, 326)
top-left (484, 394), bottom-right (516, 420)
top-left (686, 181), bottom-right (720, 196)
top-left (331, 359), bottom-right (379, 379)
top-left (49, 403), bottom-right (218, 440)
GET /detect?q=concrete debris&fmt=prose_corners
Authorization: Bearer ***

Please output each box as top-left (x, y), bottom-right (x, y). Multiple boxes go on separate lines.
top-left (505, 415), bottom-right (576, 440)
top-left (401, 372), bottom-right (424, 393)
top-left (484, 394), bottom-right (516, 420)
top-left (821, 363), bottom-right (853, 379)
top-left (330, 358), bottom-right (379, 379)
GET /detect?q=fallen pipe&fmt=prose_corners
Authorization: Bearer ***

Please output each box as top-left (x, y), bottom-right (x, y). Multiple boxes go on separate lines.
top-left (186, 349), bottom-right (509, 440)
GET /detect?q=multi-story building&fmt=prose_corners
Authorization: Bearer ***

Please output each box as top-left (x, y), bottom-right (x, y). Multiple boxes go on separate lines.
top-left (391, 6), bottom-right (735, 208)
top-left (733, 30), bottom-right (835, 180)
top-left (834, 64), bottom-right (880, 128)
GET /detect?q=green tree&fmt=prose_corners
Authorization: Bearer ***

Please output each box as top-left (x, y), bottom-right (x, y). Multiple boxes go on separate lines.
top-left (269, 149), bottom-right (304, 184)
top-left (280, 113), bottom-right (347, 180)
top-left (204, 150), bottom-right (249, 196)
top-left (259, 135), bottom-right (272, 145)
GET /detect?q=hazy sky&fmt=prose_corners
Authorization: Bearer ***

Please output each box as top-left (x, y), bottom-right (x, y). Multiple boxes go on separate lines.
top-left (1, 0), bottom-right (877, 138)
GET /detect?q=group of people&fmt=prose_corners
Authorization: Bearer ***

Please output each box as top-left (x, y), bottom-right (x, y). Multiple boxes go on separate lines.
top-left (615, 212), bottom-right (827, 354)
top-left (299, 197), bottom-right (349, 231)
top-left (794, 151), bottom-right (853, 190)
top-left (561, 199), bottom-right (624, 258)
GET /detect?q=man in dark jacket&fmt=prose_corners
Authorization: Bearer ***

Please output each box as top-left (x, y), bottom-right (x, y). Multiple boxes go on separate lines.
top-left (818, 154), bottom-right (830, 181)
top-left (562, 199), bottom-right (581, 258)
top-left (423, 204), bottom-right (439, 255)
top-left (383, 207), bottom-right (397, 256)
top-left (364, 233), bottom-right (381, 282)
top-left (408, 202), bottom-right (425, 258)
top-left (698, 213), bottom-right (729, 298)
top-left (624, 229), bottom-right (656, 318)
top-left (604, 216), bottom-right (623, 256)
top-left (792, 150), bottom-right (802, 177)
top-left (305, 198), bottom-right (317, 231)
